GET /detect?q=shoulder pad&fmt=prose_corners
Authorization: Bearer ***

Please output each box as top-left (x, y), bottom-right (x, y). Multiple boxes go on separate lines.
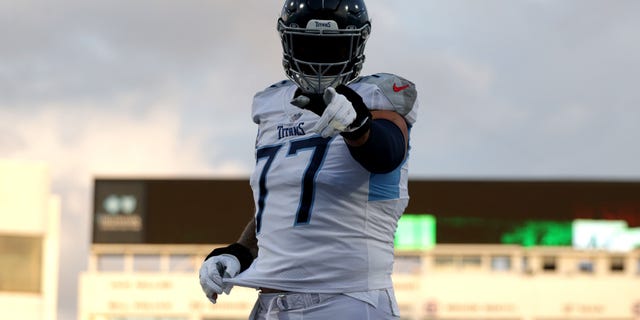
top-left (254, 79), bottom-right (294, 96)
top-left (267, 79), bottom-right (294, 89)
top-left (252, 79), bottom-right (296, 124)
top-left (353, 73), bottom-right (418, 125)
top-left (253, 79), bottom-right (295, 102)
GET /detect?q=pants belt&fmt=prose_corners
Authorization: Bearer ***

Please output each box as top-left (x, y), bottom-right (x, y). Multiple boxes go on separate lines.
top-left (259, 287), bottom-right (289, 294)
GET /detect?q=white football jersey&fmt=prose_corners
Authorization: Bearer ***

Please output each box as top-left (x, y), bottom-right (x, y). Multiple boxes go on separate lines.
top-left (226, 73), bottom-right (419, 293)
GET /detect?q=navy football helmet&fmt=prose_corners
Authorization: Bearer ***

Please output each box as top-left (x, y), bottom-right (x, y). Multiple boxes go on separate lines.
top-left (278, 0), bottom-right (371, 94)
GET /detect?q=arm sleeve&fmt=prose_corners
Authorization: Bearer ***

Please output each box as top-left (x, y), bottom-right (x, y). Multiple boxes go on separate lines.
top-left (346, 119), bottom-right (406, 174)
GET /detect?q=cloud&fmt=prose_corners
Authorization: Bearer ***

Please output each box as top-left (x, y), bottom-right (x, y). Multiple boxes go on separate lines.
top-left (3, 104), bottom-right (218, 177)
top-left (0, 0), bottom-right (283, 106)
top-left (360, 0), bottom-right (640, 178)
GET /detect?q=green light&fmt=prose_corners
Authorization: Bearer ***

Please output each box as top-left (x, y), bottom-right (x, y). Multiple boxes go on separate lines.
top-left (394, 214), bottom-right (436, 249)
top-left (501, 220), bottom-right (572, 247)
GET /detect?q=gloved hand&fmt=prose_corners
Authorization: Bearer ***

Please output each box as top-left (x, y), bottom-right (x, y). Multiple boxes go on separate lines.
top-left (311, 86), bottom-right (357, 138)
top-left (291, 85), bottom-right (371, 139)
top-left (198, 253), bottom-right (240, 304)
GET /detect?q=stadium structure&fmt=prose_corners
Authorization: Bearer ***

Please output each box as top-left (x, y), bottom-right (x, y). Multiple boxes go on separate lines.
top-left (0, 161), bottom-right (60, 320)
top-left (78, 178), bottom-right (640, 320)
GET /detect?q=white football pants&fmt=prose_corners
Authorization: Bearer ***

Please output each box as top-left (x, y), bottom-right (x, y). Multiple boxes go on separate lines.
top-left (248, 289), bottom-right (400, 320)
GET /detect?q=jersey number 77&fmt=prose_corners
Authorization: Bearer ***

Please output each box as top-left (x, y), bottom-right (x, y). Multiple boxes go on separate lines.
top-left (254, 136), bottom-right (331, 233)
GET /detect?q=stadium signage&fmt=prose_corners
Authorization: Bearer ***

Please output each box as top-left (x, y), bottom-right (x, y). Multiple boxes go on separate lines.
top-left (93, 180), bottom-right (146, 243)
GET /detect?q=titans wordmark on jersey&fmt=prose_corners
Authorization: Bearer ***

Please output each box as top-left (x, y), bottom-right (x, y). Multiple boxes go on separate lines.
top-left (226, 73), bottom-right (419, 293)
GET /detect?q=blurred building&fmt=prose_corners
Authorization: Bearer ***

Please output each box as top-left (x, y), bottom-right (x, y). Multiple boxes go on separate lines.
top-left (79, 179), bottom-right (640, 320)
top-left (0, 160), bottom-right (60, 320)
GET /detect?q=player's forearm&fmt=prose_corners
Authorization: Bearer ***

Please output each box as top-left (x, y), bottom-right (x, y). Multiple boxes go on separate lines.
top-left (343, 110), bottom-right (408, 174)
top-left (203, 218), bottom-right (257, 273)
top-left (236, 218), bottom-right (258, 259)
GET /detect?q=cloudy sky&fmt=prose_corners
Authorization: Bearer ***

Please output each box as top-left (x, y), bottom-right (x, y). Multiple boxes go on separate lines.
top-left (1, 0), bottom-right (639, 318)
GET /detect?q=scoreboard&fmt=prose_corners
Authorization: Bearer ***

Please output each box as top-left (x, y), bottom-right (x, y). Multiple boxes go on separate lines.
top-left (92, 178), bottom-right (640, 247)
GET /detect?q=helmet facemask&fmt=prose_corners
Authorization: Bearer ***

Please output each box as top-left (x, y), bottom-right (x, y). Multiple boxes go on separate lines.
top-left (279, 19), bottom-right (370, 95)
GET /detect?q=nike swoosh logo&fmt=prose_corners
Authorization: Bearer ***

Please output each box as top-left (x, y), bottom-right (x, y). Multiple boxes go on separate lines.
top-left (393, 83), bottom-right (410, 92)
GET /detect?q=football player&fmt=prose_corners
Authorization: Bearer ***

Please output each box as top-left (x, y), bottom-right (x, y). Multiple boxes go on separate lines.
top-left (200, 0), bottom-right (418, 319)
